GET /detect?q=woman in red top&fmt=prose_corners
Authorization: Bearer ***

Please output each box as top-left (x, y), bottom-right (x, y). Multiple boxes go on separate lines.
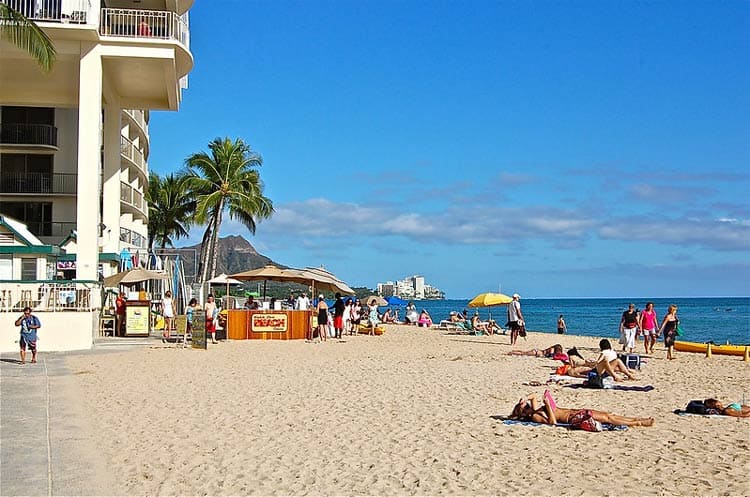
top-left (115, 291), bottom-right (126, 337)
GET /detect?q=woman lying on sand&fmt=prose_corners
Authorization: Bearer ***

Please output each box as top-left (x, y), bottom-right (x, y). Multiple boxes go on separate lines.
top-left (509, 392), bottom-right (654, 427)
top-left (508, 344), bottom-right (568, 361)
top-left (703, 399), bottom-right (750, 417)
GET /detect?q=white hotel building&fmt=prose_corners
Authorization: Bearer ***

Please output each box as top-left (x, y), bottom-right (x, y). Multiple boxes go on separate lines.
top-left (0, 0), bottom-right (194, 351)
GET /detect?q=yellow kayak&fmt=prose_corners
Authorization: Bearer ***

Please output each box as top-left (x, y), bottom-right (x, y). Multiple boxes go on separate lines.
top-left (674, 340), bottom-right (748, 356)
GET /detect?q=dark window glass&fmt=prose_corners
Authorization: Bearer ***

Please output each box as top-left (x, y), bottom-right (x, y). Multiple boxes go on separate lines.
top-left (21, 258), bottom-right (36, 280)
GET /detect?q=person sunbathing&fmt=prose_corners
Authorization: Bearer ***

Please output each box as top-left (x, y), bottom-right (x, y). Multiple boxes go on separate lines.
top-left (554, 348), bottom-right (595, 377)
top-left (509, 392), bottom-right (654, 427)
top-left (596, 339), bottom-right (638, 381)
top-left (508, 344), bottom-right (568, 361)
top-left (703, 399), bottom-right (750, 417)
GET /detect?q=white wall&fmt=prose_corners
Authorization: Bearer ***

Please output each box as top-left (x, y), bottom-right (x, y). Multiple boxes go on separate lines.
top-left (0, 311), bottom-right (95, 353)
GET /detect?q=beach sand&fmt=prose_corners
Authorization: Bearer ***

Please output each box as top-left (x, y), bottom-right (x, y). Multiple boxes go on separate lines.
top-left (66, 325), bottom-right (750, 496)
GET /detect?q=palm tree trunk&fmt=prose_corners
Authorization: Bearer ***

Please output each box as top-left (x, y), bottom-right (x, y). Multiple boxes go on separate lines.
top-left (197, 217), bottom-right (214, 284)
top-left (208, 200), bottom-right (225, 281)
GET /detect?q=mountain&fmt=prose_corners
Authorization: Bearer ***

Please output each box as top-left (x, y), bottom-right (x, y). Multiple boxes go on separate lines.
top-left (177, 235), bottom-right (285, 281)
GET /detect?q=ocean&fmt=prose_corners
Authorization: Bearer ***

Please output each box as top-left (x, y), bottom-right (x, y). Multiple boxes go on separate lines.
top-left (399, 297), bottom-right (750, 345)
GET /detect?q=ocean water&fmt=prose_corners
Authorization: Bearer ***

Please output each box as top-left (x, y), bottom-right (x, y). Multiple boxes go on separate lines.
top-left (397, 297), bottom-right (750, 345)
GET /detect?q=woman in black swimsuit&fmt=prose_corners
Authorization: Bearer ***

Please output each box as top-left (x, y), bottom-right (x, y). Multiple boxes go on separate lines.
top-left (659, 304), bottom-right (679, 360)
top-left (316, 295), bottom-right (328, 342)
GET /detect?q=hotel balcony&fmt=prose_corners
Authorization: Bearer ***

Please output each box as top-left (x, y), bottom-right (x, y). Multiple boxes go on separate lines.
top-left (120, 181), bottom-right (147, 222)
top-left (0, 124), bottom-right (58, 149)
top-left (0, 1), bottom-right (194, 111)
top-left (119, 225), bottom-right (146, 249)
top-left (120, 135), bottom-right (147, 179)
top-left (0, 172), bottom-right (76, 195)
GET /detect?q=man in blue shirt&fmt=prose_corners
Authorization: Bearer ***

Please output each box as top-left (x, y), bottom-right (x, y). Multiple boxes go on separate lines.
top-left (15, 307), bottom-right (41, 364)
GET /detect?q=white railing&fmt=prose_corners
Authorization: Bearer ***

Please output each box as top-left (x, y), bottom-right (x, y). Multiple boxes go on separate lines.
top-left (0, 281), bottom-right (97, 312)
top-left (120, 181), bottom-right (146, 213)
top-left (123, 109), bottom-right (148, 133)
top-left (120, 135), bottom-right (145, 171)
top-left (100, 8), bottom-right (190, 46)
top-left (3, 0), bottom-right (93, 24)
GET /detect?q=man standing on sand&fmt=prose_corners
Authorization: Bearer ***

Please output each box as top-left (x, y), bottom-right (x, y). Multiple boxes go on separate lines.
top-left (15, 307), bottom-right (41, 364)
top-left (332, 293), bottom-right (346, 339)
top-left (507, 293), bottom-right (525, 346)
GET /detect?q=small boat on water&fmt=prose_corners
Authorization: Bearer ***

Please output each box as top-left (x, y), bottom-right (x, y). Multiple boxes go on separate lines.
top-left (674, 340), bottom-right (748, 356)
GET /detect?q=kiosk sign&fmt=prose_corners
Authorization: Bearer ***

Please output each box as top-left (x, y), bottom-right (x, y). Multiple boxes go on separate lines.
top-left (191, 310), bottom-right (207, 349)
top-left (251, 313), bottom-right (288, 332)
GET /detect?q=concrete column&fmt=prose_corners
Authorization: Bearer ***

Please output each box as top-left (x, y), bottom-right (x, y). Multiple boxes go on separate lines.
top-left (75, 44), bottom-right (103, 281)
top-left (101, 101), bottom-right (121, 254)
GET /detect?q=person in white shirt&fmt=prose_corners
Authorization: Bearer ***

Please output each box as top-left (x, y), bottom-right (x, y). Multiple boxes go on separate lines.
top-left (595, 339), bottom-right (638, 381)
top-left (295, 293), bottom-right (310, 310)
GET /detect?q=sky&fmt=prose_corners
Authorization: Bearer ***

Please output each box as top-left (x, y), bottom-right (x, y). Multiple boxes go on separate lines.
top-left (148, 0), bottom-right (749, 299)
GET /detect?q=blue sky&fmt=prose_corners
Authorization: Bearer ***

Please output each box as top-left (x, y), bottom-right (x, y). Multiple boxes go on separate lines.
top-left (149, 0), bottom-right (749, 299)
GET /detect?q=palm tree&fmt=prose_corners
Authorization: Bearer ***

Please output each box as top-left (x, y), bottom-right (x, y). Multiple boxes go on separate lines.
top-left (185, 137), bottom-right (274, 284)
top-left (145, 172), bottom-right (195, 249)
top-left (0, 3), bottom-right (56, 72)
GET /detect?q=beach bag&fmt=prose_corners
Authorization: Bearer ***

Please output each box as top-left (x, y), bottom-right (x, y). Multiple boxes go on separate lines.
top-left (586, 370), bottom-right (604, 389)
top-left (686, 400), bottom-right (707, 414)
top-left (618, 353), bottom-right (642, 370)
top-left (675, 323), bottom-right (684, 336)
top-left (568, 410), bottom-right (603, 432)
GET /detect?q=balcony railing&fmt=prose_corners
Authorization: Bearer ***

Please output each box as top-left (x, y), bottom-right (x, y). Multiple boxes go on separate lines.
top-left (123, 109), bottom-right (148, 133)
top-left (0, 172), bottom-right (77, 194)
top-left (100, 8), bottom-right (190, 47)
top-left (3, 0), bottom-right (92, 24)
top-left (119, 226), bottom-right (146, 249)
top-left (120, 136), bottom-right (146, 171)
top-left (19, 221), bottom-right (76, 238)
top-left (0, 124), bottom-right (58, 147)
top-left (0, 282), bottom-right (95, 312)
top-left (120, 181), bottom-right (145, 212)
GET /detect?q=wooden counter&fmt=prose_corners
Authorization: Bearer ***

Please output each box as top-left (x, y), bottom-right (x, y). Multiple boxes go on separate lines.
top-left (227, 310), bottom-right (312, 340)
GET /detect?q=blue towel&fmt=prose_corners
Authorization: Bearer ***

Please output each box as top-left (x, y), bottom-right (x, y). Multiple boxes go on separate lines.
top-left (502, 419), bottom-right (628, 431)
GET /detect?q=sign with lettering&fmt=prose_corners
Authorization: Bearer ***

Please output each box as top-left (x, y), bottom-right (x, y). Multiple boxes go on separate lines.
top-left (125, 304), bottom-right (149, 336)
top-left (191, 310), bottom-right (207, 349)
top-left (251, 313), bottom-right (288, 332)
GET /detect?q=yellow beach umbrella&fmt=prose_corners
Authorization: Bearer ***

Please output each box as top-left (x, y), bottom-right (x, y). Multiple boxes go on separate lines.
top-left (467, 292), bottom-right (512, 308)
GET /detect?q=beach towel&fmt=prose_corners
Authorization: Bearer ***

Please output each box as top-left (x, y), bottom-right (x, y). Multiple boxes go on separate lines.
top-left (548, 374), bottom-right (586, 384)
top-left (501, 419), bottom-right (628, 431)
top-left (673, 410), bottom-right (730, 418)
top-left (565, 383), bottom-right (655, 392)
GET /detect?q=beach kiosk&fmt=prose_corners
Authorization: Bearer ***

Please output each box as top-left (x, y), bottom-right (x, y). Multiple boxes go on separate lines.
top-left (226, 265), bottom-right (354, 340)
top-left (102, 269), bottom-right (168, 337)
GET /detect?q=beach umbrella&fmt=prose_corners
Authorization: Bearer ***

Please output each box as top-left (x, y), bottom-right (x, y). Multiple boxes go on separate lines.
top-left (230, 265), bottom-right (309, 298)
top-left (366, 295), bottom-right (388, 306)
top-left (103, 268), bottom-right (169, 287)
top-left (467, 292), bottom-right (512, 320)
top-left (208, 273), bottom-right (244, 298)
top-left (295, 266), bottom-right (355, 296)
top-left (385, 295), bottom-right (408, 306)
top-left (467, 292), bottom-right (512, 308)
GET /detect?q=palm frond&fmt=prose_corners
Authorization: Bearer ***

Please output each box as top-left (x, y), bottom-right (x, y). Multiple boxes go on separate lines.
top-left (0, 4), bottom-right (56, 72)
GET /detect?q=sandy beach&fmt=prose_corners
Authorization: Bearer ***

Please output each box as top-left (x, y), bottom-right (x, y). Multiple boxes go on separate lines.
top-left (65, 325), bottom-right (749, 496)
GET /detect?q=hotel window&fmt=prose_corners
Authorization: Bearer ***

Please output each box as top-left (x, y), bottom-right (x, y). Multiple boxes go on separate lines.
top-left (0, 202), bottom-right (53, 236)
top-left (21, 258), bottom-right (36, 281)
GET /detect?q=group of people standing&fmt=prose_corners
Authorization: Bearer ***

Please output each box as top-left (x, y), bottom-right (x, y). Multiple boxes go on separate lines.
top-left (620, 302), bottom-right (681, 359)
top-left (311, 294), bottom-right (377, 341)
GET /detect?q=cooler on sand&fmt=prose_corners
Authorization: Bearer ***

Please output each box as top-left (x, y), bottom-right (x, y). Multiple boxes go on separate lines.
top-left (619, 353), bottom-right (641, 370)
